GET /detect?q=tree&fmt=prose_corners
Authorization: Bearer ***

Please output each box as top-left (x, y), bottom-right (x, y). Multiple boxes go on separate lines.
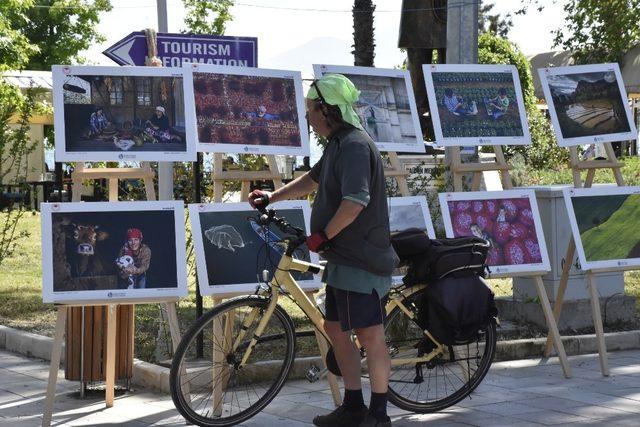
top-left (479, 33), bottom-right (568, 169)
top-left (352, 0), bottom-right (375, 66)
top-left (0, 1), bottom-right (39, 71)
top-left (552, 0), bottom-right (640, 64)
top-left (16, 0), bottom-right (112, 70)
top-left (182, 0), bottom-right (234, 35)
top-left (478, 1), bottom-right (513, 37)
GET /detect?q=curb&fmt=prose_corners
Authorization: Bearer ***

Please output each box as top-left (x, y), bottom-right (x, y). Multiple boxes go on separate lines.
top-left (2, 325), bottom-right (640, 393)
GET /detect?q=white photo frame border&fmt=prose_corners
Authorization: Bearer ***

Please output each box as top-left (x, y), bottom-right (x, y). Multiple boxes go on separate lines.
top-left (52, 65), bottom-right (196, 162)
top-left (183, 64), bottom-right (310, 156)
top-left (189, 200), bottom-right (320, 297)
top-left (538, 63), bottom-right (637, 147)
top-left (312, 64), bottom-right (426, 153)
top-left (438, 189), bottom-right (551, 277)
top-left (563, 185), bottom-right (640, 271)
top-left (389, 196), bottom-right (436, 285)
top-left (41, 200), bottom-right (188, 304)
top-left (423, 63), bottom-right (531, 147)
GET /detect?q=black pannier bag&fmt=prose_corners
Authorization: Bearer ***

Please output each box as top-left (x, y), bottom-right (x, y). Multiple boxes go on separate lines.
top-left (391, 228), bottom-right (490, 284)
top-left (390, 228), bottom-right (497, 345)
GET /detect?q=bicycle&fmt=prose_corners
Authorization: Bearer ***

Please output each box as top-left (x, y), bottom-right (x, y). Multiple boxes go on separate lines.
top-left (170, 207), bottom-right (497, 426)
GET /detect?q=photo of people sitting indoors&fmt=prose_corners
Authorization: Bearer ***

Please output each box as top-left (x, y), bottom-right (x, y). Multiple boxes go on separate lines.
top-left (62, 74), bottom-right (186, 152)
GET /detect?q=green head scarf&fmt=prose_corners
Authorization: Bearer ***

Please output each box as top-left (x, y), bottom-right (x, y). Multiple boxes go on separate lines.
top-left (306, 73), bottom-right (364, 131)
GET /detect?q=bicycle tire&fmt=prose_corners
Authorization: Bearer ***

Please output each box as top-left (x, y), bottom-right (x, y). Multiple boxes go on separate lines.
top-left (384, 287), bottom-right (497, 413)
top-left (170, 295), bottom-right (296, 426)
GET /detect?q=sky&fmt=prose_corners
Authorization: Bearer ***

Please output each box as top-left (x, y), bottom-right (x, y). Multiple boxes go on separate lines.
top-left (85, 0), bottom-right (569, 74)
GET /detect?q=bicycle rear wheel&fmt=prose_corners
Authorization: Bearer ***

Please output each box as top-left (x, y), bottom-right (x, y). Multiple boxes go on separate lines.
top-left (170, 295), bottom-right (296, 426)
top-left (384, 287), bottom-right (497, 413)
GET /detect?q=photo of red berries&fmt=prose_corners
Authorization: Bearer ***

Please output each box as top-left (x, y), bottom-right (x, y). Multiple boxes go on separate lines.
top-left (442, 195), bottom-right (545, 268)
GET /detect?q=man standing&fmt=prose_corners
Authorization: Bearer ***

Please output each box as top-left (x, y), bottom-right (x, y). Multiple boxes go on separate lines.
top-left (249, 74), bottom-right (396, 427)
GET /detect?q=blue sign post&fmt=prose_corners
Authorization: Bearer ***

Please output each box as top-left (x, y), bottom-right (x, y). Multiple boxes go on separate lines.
top-left (103, 32), bottom-right (258, 67)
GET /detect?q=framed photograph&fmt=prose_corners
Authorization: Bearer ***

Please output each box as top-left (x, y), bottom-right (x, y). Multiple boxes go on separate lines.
top-left (52, 65), bottom-right (195, 162)
top-left (389, 196), bottom-right (435, 284)
top-left (439, 190), bottom-right (550, 276)
top-left (538, 63), bottom-right (637, 147)
top-left (41, 201), bottom-right (187, 304)
top-left (189, 201), bottom-right (320, 296)
top-left (313, 64), bottom-right (425, 153)
top-left (183, 64), bottom-right (310, 156)
top-left (423, 64), bottom-right (530, 146)
top-left (564, 186), bottom-right (640, 271)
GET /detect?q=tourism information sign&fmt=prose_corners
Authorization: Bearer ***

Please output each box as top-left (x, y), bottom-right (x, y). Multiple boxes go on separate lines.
top-left (103, 32), bottom-right (258, 68)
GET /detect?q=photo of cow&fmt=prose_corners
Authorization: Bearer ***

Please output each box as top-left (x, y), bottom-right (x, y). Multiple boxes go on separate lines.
top-left (189, 201), bottom-right (320, 296)
top-left (184, 64), bottom-right (310, 156)
top-left (538, 63), bottom-right (636, 147)
top-left (52, 65), bottom-right (195, 162)
top-left (42, 201), bottom-right (187, 304)
top-left (313, 65), bottom-right (425, 153)
top-left (424, 64), bottom-right (531, 146)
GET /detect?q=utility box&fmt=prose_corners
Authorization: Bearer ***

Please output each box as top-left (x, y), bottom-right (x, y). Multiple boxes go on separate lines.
top-left (513, 185), bottom-right (624, 301)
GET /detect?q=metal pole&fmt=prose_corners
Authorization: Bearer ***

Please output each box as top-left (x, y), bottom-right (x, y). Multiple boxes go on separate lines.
top-left (156, 0), bottom-right (173, 201)
top-left (194, 153), bottom-right (204, 358)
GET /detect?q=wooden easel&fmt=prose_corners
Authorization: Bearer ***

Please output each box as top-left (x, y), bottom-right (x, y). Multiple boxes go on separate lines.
top-left (212, 153), bottom-right (284, 202)
top-left (542, 143), bottom-right (625, 377)
top-left (42, 162), bottom-right (183, 426)
top-left (384, 151), bottom-right (411, 196)
top-left (449, 145), bottom-right (572, 378)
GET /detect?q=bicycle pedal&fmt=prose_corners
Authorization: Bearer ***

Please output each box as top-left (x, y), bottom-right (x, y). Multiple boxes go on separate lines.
top-left (306, 364), bottom-right (321, 382)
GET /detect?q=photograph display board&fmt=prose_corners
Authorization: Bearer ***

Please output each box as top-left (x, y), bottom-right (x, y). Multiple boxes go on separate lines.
top-left (313, 64), bottom-right (425, 153)
top-left (52, 65), bottom-right (194, 162)
top-left (389, 196), bottom-right (435, 284)
top-left (564, 186), bottom-right (640, 271)
top-left (190, 201), bottom-right (320, 296)
top-left (184, 64), bottom-right (310, 156)
top-left (538, 63), bottom-right (636, 147)
top-left (439, 190), bottom-right (550, 276)
top-left (41, 201), bottom-right (187, 304)
top-left (423, 64), bottom-right (530, 146)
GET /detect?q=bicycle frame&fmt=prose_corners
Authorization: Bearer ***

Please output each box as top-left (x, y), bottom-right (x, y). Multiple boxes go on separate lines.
top-left (232, 251), bottom-right (446, 368)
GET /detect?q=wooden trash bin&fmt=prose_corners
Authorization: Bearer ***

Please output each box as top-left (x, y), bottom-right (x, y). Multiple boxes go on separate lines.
top-left (65, 305), bottom-right (135, 382)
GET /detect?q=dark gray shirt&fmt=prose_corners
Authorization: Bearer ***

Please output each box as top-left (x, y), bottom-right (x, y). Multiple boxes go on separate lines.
top-left (309, 126), bottom-right (398, 277)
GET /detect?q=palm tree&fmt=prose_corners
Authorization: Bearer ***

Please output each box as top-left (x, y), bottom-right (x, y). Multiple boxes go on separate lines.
top-left (352, 0), bottom-right (375, 66)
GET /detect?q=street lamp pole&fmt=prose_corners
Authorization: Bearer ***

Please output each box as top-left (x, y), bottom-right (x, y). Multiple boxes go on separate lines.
top-left (156, 0), bottom-right (173, 201)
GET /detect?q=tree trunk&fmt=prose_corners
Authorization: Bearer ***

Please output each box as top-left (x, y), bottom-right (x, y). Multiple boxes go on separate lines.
top-left (352, 0), bottom-right (375, 66)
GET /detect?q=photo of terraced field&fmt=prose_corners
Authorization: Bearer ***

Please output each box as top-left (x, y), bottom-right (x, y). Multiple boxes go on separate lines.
top-left (571, 193), bottom-right (640, 262)
top-left (546, 70), bottom-right (631, 139)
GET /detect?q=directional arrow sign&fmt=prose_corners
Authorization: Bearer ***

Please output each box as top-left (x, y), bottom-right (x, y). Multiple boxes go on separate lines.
top-left (103, 32), bottom-right (258, 68)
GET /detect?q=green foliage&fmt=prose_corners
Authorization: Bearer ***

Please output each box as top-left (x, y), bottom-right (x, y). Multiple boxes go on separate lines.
top-left (553, 0), bottom-right (640, 64)
top-left (0, 0), bottom-right (39, 71)
top-left (0, 81), bottom-right (38, 265)
top-left (479, 0), bottom-right (513, 37)
top-left (17, 0), bottom-right (113, 70)
top-left (182, 0), bottom-right (233, 35)
top-left (478, 33), bottom-right (569, 169)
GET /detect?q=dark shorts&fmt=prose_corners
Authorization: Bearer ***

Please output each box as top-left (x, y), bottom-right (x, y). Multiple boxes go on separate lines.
top-left (324, 285), bottom-right (388, 332)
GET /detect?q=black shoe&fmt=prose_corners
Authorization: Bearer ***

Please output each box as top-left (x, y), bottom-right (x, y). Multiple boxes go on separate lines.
top-left (312, 405), bottom-right (368, 427)
top-left (357, 413), bottom-right (392, 427)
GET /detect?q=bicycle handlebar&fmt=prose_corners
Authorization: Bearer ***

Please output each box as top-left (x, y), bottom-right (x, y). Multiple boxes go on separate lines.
top-left (252, 202), bottom-right (307, 255)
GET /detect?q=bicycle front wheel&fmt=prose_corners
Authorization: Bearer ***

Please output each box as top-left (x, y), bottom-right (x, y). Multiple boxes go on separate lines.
top-left (384, 287), bottom-right (497, 413)
top-left (170, 295), bottom-right (296, 426)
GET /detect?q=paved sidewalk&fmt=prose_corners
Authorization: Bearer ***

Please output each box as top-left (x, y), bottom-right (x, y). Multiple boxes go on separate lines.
top-left (1, 349), bottom-right (640, 426)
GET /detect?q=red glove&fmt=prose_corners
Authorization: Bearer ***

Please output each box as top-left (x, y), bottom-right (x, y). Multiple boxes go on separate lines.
top-left (306, 231), bottom-right (329, 253)
top-left (248, 190), bottom-right (270, 209)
